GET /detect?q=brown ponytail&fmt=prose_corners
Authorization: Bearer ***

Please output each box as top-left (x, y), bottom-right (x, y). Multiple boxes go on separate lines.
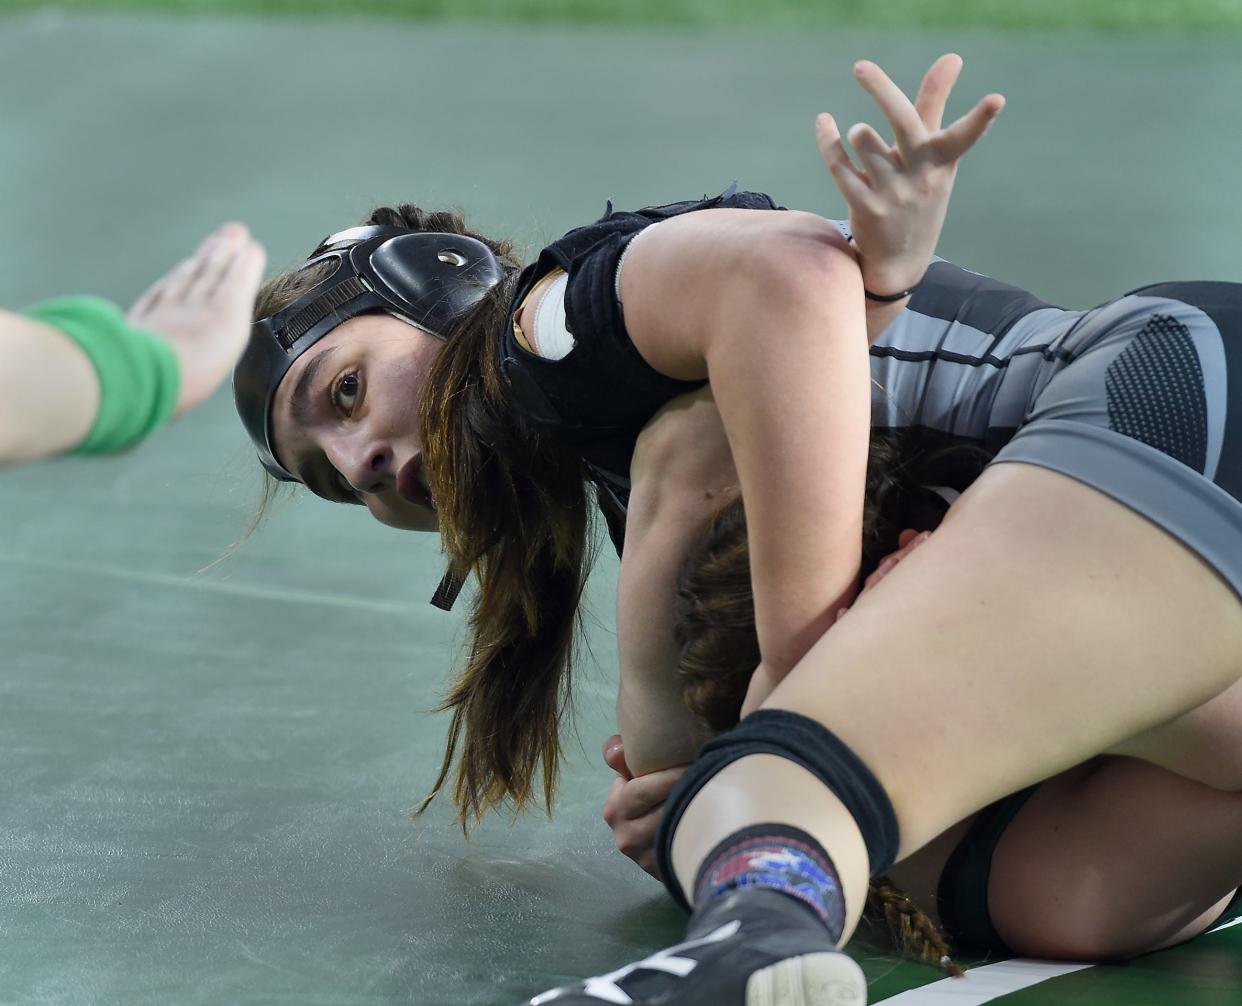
top-left (418, 273), bottom-right (597, 824)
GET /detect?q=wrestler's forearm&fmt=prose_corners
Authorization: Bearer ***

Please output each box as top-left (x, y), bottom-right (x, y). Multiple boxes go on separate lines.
top-left (851, 236), bottom-right (914, 344)
top-left (704, 241), bottom-right (870, 679)
top-left (0, 310), bottom-right (100, 464)
top-left (615, 496), bottom-right (710, 778)
top-left (864, 296), bottom-right (909, 343)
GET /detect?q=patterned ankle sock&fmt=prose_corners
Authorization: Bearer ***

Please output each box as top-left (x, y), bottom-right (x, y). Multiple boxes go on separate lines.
top-left (692, 823), bottom-right (846, 943)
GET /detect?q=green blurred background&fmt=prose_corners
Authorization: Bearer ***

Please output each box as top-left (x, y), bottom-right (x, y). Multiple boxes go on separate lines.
top-left (2, 3), bottom-right (1241, 1005)
top-left (5, 0), bottom-right (1242, 31)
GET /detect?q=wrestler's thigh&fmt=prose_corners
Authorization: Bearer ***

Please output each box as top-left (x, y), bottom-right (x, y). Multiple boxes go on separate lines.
top-left (762, 461), bottom-right (1242, 858)
top-left (988, 757), bottom-right (1242, 960)
top-left (1109, 675), bottom-right (1242, 791)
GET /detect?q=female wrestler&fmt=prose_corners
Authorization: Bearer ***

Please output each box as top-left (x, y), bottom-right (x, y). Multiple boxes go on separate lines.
top-left (3, 222), bottom-right (264, 464)
top-left (233, 54), bottom-right (1242, 1004)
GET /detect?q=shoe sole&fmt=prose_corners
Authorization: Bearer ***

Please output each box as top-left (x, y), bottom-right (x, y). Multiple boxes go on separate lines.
top-left (746, 951), bottom-right (867, 1006)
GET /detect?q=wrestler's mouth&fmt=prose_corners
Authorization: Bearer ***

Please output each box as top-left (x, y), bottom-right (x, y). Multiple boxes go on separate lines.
top-left (397, 455), bottom-right (435, 510)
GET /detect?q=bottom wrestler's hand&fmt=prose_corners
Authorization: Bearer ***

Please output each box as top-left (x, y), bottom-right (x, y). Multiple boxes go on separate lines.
top-left (601, 735), bottom-right (688, 880)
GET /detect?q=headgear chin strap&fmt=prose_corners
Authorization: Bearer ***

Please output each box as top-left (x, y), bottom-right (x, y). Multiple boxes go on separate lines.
top-left (233, 225), bottom-right (506, 482)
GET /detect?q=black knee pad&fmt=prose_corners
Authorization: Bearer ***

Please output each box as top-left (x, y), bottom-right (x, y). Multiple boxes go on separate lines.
top-left (655, 709), bottom-right (900, 910)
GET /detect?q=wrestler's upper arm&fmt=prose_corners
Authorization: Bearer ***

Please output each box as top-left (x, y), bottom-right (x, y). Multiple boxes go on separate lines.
top-left (618, 207), bottom-right (871, 677)
top-left (616, 208), bottom-right (859, 380)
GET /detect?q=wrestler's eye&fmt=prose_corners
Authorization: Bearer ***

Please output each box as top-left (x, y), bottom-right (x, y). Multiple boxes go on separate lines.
top-left (332, 372), bottom-right (361, 417)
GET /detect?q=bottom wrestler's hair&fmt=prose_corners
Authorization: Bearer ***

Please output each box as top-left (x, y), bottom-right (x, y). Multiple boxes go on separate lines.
top-left (866, 876), bottom-right (964, 976)
top-left (673, 490), bottom-right (987, 975)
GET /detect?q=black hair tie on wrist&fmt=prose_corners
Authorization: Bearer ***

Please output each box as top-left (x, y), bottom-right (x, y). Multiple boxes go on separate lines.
top-left (864, 285), bottom-right (915, 303)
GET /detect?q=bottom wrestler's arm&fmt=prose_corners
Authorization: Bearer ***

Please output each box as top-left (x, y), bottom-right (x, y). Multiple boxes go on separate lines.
top-left (615, 388), bottom-right (738, 777)
top-left (615, 504), bottom-right (718, 775)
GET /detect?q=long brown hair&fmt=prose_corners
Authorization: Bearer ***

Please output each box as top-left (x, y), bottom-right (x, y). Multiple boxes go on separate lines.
top-left (411, 215), bottom-right (597, 827)
top-left (253, 205), bottom-right (596, 827)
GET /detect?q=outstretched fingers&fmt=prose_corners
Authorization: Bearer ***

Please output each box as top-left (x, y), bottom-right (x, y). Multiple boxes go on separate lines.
top-left (814, 55), bottom-right (1004, 297)
top-left (852, 59), bottom-right (927, 163)
top-left (913, 52), bottom-right (963, 132)
top-left (203, 225), bottom-right (265, 303)
top-left (931, 92), bottom-right (1007, 164)
top-left (124, 223), bottom-right (266, 417)
top-left (815, 112), bottom-right (873, 207)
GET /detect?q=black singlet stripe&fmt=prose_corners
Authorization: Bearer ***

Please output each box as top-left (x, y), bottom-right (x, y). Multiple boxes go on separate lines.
top-left (869, 342), bottom-right (1075, 369)
top-left (910, 261), bottom-right (1059, 340)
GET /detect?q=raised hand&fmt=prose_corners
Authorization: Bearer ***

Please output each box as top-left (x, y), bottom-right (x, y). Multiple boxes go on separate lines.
top-left (128, 222), bottom-right (266, 418)
top-left (816, 54), bottom-right (1005, 299)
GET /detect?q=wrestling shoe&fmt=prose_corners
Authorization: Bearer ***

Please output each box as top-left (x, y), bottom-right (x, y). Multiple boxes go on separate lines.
top-left (526, 888), bottom-right (867, 1005)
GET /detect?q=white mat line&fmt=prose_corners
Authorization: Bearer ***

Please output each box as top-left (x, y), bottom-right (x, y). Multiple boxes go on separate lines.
top-left (0, 552), bottom-right (414, 614)
top-left (1208, 914), bottom-right (1242, 934)
top-left (874, 959), bottom-right (1095, 1005)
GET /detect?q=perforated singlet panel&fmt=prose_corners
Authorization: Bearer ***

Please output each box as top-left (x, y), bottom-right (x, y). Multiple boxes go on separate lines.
top-left (1106, 314), bottom-right (1209, 471)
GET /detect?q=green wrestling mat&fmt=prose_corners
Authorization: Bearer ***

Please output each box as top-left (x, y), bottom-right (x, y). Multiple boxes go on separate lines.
top-left (1, 9), bottom-right (1240, 1004)
top-left (862, 923), bottom-right (1242, 1004)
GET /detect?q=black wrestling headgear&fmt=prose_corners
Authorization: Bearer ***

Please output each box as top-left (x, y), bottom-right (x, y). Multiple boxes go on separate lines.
top-left (234, 225), bottom-right (504, 613)
top-left (233, 225), bottom-right (505, 482)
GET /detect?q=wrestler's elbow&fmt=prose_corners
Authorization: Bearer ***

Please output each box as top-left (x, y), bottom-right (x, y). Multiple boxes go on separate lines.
top-left (711, 215), bottom-right (863, 351)
top-left (740, 213), bottom-right (861, 301)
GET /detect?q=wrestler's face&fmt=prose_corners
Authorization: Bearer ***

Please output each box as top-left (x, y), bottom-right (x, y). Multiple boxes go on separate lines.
top-left (270, 313), bottom-right (441, 532)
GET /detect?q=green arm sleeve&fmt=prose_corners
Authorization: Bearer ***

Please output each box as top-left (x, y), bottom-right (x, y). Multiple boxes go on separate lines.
top-left (23, 296), bottom-right (181, 454)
